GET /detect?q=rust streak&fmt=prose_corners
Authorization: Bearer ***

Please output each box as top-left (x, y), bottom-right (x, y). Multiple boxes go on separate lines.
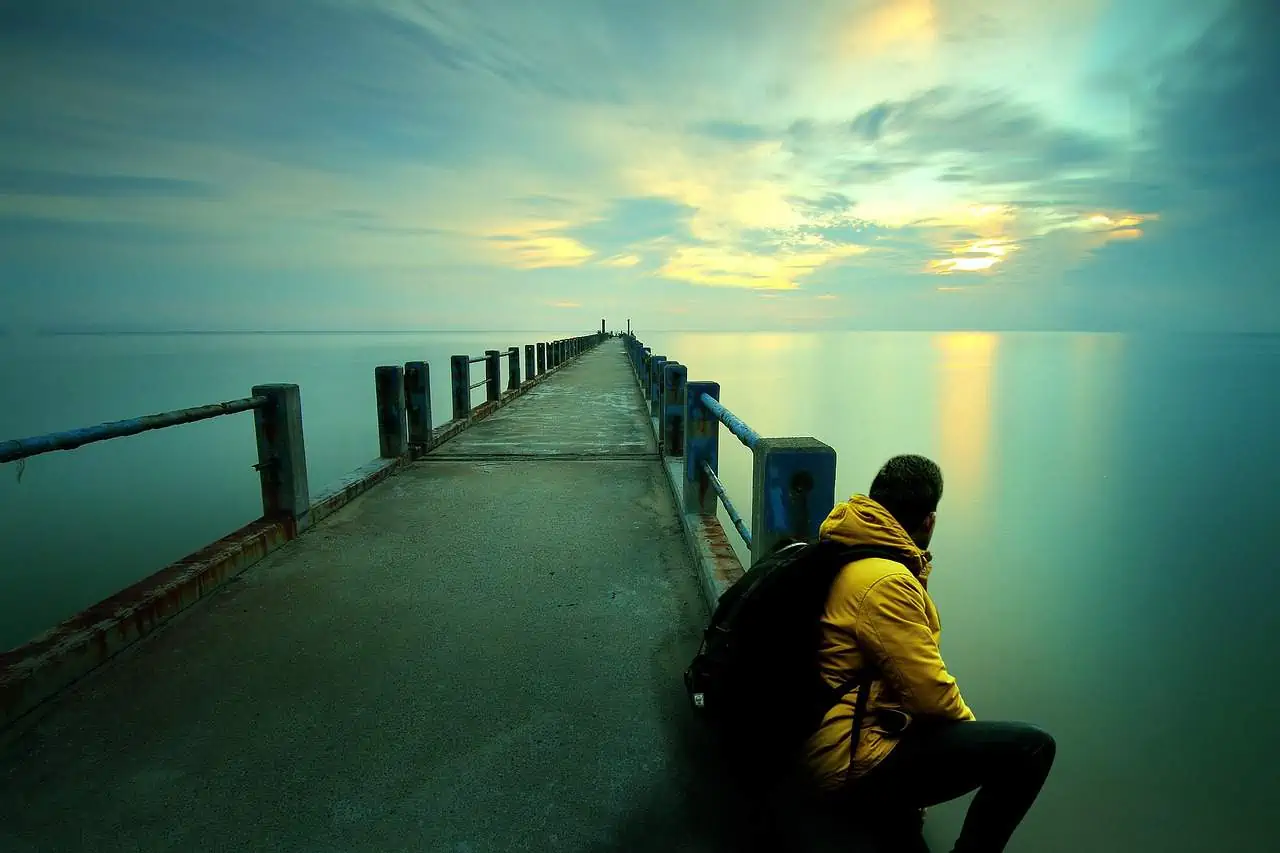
top-left (0, 517), bottom-right (293, 728)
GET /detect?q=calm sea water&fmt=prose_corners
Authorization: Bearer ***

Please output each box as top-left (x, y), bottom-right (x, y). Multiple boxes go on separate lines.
top-left (1, 329), bottom-right (1277, 852)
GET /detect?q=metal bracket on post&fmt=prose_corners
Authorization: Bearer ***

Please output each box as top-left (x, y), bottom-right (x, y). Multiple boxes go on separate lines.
top-left (450, 356), bottom-right (470, 421)
top-left (404, 361), bottom-right (432, 450)
top-left (375, 365), bottom-right (408, 459)
top-left (684, 382), bottom-right (720, 515)
top-left (251, 384), bottom-right (311, 533)
top-left (662, 362), bottom-right (687, 457)
top-left (750, 438), bottom-right (837, 566)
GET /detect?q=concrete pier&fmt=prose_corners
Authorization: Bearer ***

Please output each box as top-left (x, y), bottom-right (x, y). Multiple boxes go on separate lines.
top-left (0, 342), bottom-right (780, 853)
top-left (0, 340), bottom-right (873, 853)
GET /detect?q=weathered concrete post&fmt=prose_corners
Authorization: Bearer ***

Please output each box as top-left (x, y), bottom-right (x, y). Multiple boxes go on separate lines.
top-left (507, 347), bottom-right (521, 391)
top-left (404, 361), bottom-right (432, 449)
top-left (601, 318), bottom-right (606, 335)
top-left (627, 319), bottom-right (631, 335)
top-left (524, 345), bottom-right (535, 382)
top-left (375, 365), bottom-right (408, 459)
top-left (641, 348), bottom-right (652, 390)
top-left (662, 362), bottom-right (687, 457)
top-left (251, 384), bottom-right (311, 533)
top-left (537, 342), bottom-right (546, 374)
top-left (649, 356), bottom-right (667, 417)
top-left (683, 382), bottom-right (720, 515)
top-left (450, 356), bottom-right (470, 421)
top-left (484, 350), bottom-right (501, 402)
top-left (750, 438), bottom-right (837, 565)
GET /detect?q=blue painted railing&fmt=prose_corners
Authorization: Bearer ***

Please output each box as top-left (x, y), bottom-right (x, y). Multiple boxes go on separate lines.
top-left (623, 332), bottom-right (836, 568)
top-left (2, 331), bottom-right (607, 531)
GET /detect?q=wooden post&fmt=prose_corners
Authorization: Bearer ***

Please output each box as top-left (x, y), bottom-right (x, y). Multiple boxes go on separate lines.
top-left (507, 347), bottom-right (520, 390)
top-left (750, 438), bottom-right (837, 566)
top-left (649, 355), bottom-right (667, 418)
top-left (404, 361), bottom-right (431, 449)
top-left (662, 362), bottom-right (687, 457)
top-left (524, 345), bottom-right (535, 383)
top-left (450, 356), bottom-right (470, 421)
top-left (484, 350), bottom-right (501, 402)
top-left (251, 384), bottom-right (311, 533)
top-left (684, 382), bottom-right (720, 515)
top-left (601, 318), bottom-right (606, 336)
top-left (375, 365), bottom-right (407, 459)
top-left (537, 342), bottom-right (546, 375)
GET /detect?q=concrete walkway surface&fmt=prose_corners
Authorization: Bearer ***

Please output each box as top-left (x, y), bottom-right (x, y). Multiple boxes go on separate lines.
top-left (0, 342), bottom-right (842, 853)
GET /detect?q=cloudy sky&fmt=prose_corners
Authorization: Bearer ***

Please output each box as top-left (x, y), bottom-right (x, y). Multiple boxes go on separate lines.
top-left (1, 0), bottom-right (1276, 332)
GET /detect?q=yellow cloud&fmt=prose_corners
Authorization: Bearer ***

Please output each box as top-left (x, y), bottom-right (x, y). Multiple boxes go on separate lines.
top-left (843, 0), bottom-right (938, 58)
top-left (492, 234), bottom-right (593, 269)
top-left (816, 294), bottom-right (839, 300)
top-left (929, 237), bottom-right (1018, 274)
top-left (549, 300), bottom-right (581, 309)
top-left (659, 243), bottom-right (865, 290)
top-left (599, 253), bottom-right (641, 267)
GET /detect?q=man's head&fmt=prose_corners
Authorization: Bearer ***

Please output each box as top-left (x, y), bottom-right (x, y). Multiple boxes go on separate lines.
top-left (869, 454), bottom-right (944, 550)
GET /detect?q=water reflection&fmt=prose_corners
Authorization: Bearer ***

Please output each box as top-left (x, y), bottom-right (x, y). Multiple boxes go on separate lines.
top-left (933, 332), bottom-right (998, 524)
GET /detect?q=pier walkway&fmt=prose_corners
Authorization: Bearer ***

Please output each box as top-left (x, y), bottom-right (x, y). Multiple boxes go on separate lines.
top-left (0, 335), bottom-right (859, 853)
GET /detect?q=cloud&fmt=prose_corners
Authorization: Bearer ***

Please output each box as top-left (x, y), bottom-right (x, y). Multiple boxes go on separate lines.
top-left (692, 120), bottom-right (772, 143)
top-left (0, 0), bottom-right (1274, 332)
top-left (0, 168), bottom-right (215, 199)
top-left (845, 87), bottom-right (1122, 188)
top-left (563, 197), bottom-right (697, 257)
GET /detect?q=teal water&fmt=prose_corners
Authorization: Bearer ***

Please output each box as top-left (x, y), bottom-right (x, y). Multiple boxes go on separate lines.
top-left (1, 329), bottom-right (1277, 852)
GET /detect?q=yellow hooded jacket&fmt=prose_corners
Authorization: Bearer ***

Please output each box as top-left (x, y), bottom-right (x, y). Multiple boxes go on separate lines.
top-left (803, 495), bottom-right (975, 791)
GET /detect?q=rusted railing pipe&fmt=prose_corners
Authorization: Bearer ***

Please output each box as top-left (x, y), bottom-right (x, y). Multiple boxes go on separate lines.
top-left (0, 397), bottom-right (267, 464)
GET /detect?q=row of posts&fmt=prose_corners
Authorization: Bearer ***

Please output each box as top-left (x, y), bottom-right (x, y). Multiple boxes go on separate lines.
top-left (250, 333), bottom-right (605, 538)
top-left (374, 334), bottom-right (605, 459)
top-left (621, 334), bottom-right (836, 566)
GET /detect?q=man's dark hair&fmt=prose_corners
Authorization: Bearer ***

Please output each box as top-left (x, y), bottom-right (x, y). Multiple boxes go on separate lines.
top-left (869, 454), bottom-right (944, 533)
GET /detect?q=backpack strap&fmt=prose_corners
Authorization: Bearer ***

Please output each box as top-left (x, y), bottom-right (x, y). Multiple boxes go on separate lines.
top-left (845, 669), bottom-right (872, 784)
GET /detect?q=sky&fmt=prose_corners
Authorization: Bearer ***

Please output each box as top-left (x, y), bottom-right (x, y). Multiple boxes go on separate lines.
top-left (1, 0), bottom-right (1276, 333)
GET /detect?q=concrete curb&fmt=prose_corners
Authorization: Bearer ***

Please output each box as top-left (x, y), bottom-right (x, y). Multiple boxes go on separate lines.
top-left (0, 340), bottom-right (604, 732)
top-left (629, 369), bottom-right (745, 618)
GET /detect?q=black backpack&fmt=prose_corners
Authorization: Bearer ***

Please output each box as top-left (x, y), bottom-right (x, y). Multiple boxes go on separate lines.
top-left (683, 539), bottom-right (912, 762)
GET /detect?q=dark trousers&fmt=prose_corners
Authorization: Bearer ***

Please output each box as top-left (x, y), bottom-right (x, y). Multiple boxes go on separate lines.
top-left (840, 720), bottom-right (1056, 853)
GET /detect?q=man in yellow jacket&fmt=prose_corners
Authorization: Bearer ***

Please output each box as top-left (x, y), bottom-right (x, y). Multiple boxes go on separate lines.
top-left (805, 454), bottom-right (1055, 853)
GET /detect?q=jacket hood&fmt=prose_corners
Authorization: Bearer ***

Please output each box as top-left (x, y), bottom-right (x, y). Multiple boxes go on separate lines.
top-left (818, 495), bottom-right (932, 582)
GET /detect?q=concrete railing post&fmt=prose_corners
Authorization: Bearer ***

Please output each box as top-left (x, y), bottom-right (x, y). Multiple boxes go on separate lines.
top-left (375, 365), bottom-right (408, 459)
top-left (662, 362), bottom-right (687, 457)
top-left (684, 382), bottom-right (720, 515)
top-left (649, 356), bottom-right (667, 417)
top-left (750, 438), bottom-right (837, 565)
top-left (404, 361), bottom-right (432, 449)
top-left (525, 345), bottom-right (535, 382)
top-left (641, 348), bottom-right (652, 391)
top-left (537, 342), bottom-right (546, 375)
top-left (251, 384), bottom-right (311, 533)
top-left (507, 347), bottom-right (520, 391)
top-left (450, 356), bottom-right (470, 421)
top-left (484, 350), bottom-right (501, 402)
